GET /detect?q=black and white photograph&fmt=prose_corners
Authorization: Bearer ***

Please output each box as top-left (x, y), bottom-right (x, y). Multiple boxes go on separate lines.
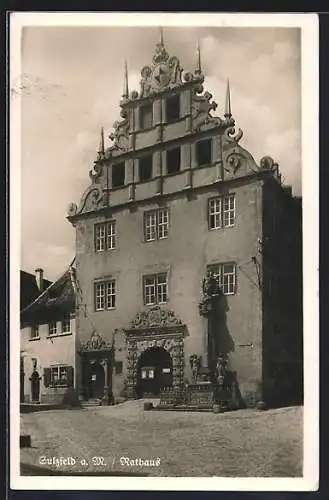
top-left (10, 12), bottom-right (319, 491)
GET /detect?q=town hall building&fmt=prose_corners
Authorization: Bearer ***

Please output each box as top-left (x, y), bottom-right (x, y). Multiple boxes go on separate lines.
top-left (66, 34), bottom-right (303, 408)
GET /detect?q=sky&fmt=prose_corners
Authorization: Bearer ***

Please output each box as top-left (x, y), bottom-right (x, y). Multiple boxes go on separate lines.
top-left (18, 25), bottom-right (301, 281)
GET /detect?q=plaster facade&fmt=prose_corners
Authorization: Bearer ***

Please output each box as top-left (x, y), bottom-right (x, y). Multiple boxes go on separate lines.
top-left (67, 37), bottom-right (302, 407)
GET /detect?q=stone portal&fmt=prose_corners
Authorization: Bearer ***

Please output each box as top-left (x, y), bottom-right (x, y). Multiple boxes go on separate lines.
top-left (124, 306), bottom-right (187, 399)
top-left (79, 331), bottom-right (113, 405)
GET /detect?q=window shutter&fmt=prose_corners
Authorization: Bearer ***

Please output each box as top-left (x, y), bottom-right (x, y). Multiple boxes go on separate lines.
top-left (67, 366), bottom-right (74, 387)
top-left (43, 368), bottom-right (51, 388)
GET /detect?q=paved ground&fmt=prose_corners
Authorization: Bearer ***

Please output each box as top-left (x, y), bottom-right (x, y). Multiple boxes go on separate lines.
top-left (20, 401), bottom-right (303, 477)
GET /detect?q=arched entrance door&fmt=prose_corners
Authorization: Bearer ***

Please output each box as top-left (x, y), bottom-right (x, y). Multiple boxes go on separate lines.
top-left (88, 362), bottom-right (105, 400)
top-left (30, 371), bottom-right (40, 403)
top-left (136, 347), bottom-right (173, 398)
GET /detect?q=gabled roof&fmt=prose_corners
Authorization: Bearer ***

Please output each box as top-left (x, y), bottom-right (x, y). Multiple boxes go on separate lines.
top-left (20, 271), bottom-right (52, 311)
top-left (21, 259), bottom-right (77, 327)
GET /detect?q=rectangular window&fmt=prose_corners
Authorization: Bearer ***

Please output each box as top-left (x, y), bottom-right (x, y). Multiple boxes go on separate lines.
top-left (112, 162), bottom-right (125, 188)
top-left (139, 155), bottom-right (153, 182)
top-left (158, 208), bottom-right (169, 239)
top-left (144, 210), bottom-right (157, 241)
top-left (207, 263), bottom-right (236, 295)
top-left (143, 273), bottom-right (168, 305)
top-left (144, 208), bottom-right (169, 241)
top-left (166, 147), bottom-right (181, 174)
top-left (61, 314), bottom-right (71, 333)
top-left (106, 280), bottom-right (116, 309)
top-left (30, 325), bottom-right (39, 339)
top-left (140, 102), bottom-right (153, 130)
top-left (48, 321), bottom-right (57, 336)
top-left (166, 94), bottom-right (180, 122)
top-left (196, 138), bottom-right (212, 167)
top-left (95, 280), bottom-right (116, 311)
top-left (50, 366), bottom-right (68, 387)
top-left (208, 194), bottom-right (236, 229)
top-left (95, 221), bottom-right (116, 251)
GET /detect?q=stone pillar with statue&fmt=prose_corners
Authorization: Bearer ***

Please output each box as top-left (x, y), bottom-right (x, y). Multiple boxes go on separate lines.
top-left (197, 271), bottom-right (239, 411)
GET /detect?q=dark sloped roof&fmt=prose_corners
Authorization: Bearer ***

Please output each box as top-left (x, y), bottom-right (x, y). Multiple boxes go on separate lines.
top-left (20, 271), bottom-right (52, 311)
top-left (21, 265), bottom-right (76, 327)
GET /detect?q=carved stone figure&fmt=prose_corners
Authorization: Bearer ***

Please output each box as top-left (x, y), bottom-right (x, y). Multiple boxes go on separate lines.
top-left (215, 354), bottom-right (228, 388)
top-left (152, 42), bottom-right (170, 64)
top-left (189, 354), bottom-right (201, 383)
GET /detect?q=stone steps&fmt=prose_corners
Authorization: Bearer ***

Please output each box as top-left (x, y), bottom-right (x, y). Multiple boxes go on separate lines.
top-left (80, 399), bottom-right (102, 407)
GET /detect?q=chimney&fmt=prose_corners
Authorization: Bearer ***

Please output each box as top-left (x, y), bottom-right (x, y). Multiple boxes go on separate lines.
top-left (35, 268), bottom-right (44, 292)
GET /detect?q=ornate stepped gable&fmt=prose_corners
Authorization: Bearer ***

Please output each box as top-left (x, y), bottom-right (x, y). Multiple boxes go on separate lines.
top-left (67, 35), bottom-right (282, 219)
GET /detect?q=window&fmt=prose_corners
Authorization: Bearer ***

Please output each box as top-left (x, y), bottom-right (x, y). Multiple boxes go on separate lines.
top-left (95, 280), bottom-right (116, 311)
top-left (207, 263), bottom-right (236, 295)
top-left (112, 162), bottom-right (125, 188)
top-left (166, 147), bottom-right (181, 174)
top-left (208, 194), bottom-right (235, 229)
top-left (115, 361), bottom-right (123, 375)
top-left (95, 221), bottom-right (116, 252)
top-left (144, 208), bottom-right (169, 241)
top-left (61, 314), bottom-right (71, 333)
top-left (30, 325), bottom-right (39, 339)
top-left (166, 94), bottom-right (180, 122)
top-left (143, 273), bottom-right (168, 305)
top-left (140, 102), bottom-right (153, 130)
top-left (196, 138), bottom-right (212, 167)
top-left (48, 321), bottom-right (57, 336)
top-left (139, 155), bottom-right (153, 182)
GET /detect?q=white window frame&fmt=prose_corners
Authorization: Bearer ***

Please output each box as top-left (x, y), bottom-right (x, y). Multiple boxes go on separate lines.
top-left (48, 321), bottom-right (57, 336)
top-left (143, 273), bottom-right (168, 305)
top-left (95, 280), bottom-right (116, 311)
top-left (95, 221), bottom-right (116, 252)
top-left (144, 210), bottom-right (157, 242)
top-left (158, 208), bottom-right (169, 239)
top-left (106, 280), bottom-right (116, 309)
top-left (50, 366), bottom-right (69, 388)
top-left (144, 208), bottom-right (169, 242)
top-left (207, 263), bottom-right (236, 296)
top-left (208, 194), bottom-right (236, 230)
top-left (61, 314), bottom-right (71, 333)
top-left (223, 194), bottom-right (235, 228)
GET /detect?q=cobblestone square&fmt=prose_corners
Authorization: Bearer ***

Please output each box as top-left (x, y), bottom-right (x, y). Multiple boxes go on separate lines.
top-left (20, 403), bottom-right (303, 477)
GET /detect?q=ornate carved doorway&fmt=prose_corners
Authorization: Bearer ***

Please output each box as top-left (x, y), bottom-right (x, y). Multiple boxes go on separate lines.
top-left (136, 346), bottom-right (173, 397)
top-left (79, 331), bottom-right (113, 404)
top-left (124, 306), bottom-right (187, 399)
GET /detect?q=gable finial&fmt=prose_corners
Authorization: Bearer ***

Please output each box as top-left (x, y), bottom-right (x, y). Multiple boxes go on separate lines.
top-left (160, 26), bottom-right (164, 45)
top-left (224, 78), bottom-right (232, 119)
top-left (122, 60), bottom-right (129, 99)
top-left (97, 126), bottom-right (105, 160)
top-left (196, 38), bottom-right (202, 75)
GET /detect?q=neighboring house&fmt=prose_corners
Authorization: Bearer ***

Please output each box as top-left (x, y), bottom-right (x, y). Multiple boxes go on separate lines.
top-left (65, 36), bottom-right (303, 407)
top-left (20, 264), bottom-right (77, 404)
top-left (20, 269), bottom-right (52, 311)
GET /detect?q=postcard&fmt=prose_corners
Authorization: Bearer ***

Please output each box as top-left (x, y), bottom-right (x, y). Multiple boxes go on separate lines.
top-left (10, 11), bottom-right (319, 492)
